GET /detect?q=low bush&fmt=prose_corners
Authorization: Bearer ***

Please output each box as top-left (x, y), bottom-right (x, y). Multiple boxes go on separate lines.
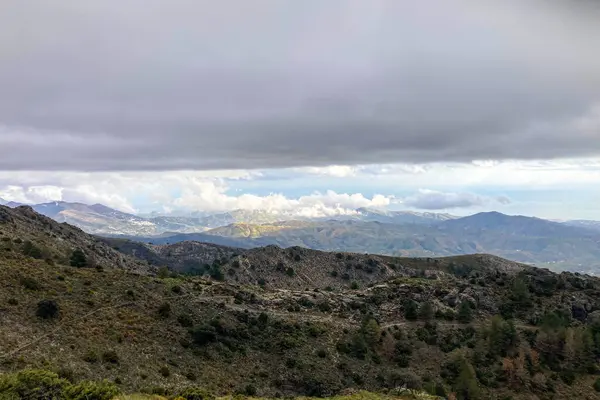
top-left (36, 300), bottom-right (59, 319)
top-left (0, 370), bottom-right (119, 400)
top-left (178, 387), bottom-right (215, 400)
top-left (158, 302), bottom-right (171, 318)
top-left (178, 313), bottom-right (194, 327)
top-left (101, 350), bottom-right (119, 364)
top-left (20, 276), bottom-right (41, 291)
top-left (65, 380), bottom-right (119, 400)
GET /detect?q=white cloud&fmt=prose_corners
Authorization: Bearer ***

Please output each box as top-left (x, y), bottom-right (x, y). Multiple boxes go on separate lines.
top-left (174, 180), bottom-right (392, 217)
top-left (294, 165), bottom-right (360, 178)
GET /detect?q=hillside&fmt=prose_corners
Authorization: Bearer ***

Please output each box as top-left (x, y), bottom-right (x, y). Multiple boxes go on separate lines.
top-left (0, 205), bottom-right (151, 273)
top-left (2, 207), bottom-right (600, 398)
top-left (99, 237), bottom-right (243, 274)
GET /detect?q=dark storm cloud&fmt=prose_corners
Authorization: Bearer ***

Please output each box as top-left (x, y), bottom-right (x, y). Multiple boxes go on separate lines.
top-left (1, 0), bottom-right (600, 171)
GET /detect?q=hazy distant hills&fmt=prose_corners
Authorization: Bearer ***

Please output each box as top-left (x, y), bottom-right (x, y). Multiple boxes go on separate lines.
top-left (563, 219), bottom-right (600, 232)
top-left (1, 201), bottom-right (457, 235)
top-left (135, 212), bottom-right (600, 273)
top-left (3, 200), bottom-right (600, 272)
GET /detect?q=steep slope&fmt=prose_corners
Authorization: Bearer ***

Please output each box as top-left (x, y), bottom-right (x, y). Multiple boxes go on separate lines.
top-left (0, 205), bottom-right (151, 273)
top-left (5, 201), bottom-right (212, 236)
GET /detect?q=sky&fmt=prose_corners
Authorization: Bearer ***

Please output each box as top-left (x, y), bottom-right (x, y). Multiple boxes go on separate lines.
top-left (1, 0), bottom-right (600, 220)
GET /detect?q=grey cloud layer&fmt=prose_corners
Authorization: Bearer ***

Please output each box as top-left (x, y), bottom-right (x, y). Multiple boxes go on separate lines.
top-left (402, 190), bottom-right (510, 210)
top-left (1, 0), bottom-right (600, 171)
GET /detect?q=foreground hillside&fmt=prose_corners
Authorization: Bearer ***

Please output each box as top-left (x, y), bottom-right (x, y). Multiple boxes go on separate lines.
top-left (2, 208), bottom-right (600, 399)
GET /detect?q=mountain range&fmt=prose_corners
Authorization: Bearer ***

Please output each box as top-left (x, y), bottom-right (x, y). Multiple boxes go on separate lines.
top-left (122, 213), bottom-right (599, 274)
top-left (3, 200), bottom-right (600, 273)
top-left (0, 201), bottom-right (459, 235)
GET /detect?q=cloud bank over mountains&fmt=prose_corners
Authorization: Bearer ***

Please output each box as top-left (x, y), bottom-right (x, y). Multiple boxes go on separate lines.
top-left (1, 157), bottom-right (600, 219)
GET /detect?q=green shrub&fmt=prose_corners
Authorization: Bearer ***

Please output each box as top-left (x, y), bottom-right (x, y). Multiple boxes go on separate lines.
top-left (157, 266), bottom-right (170, 278)
top-left (171, 285), bottom-right (183, 294)
top-left (65, 380), bottom-right (119, 400)
top-left (22, 240), bottom-right (43, 259)
top-left (0, 369), bottom-right (68, 399)
top-left (559, 371), bottom-right (576, 386)
top-left (191, 325), bottom-right (217, 346)
top-left (158, 302), bottom-right (171, 318)
top-left (83, 350), bottom-right (99, 363)
top-left (594, 378), bottom-right (600, 392)
top-left (286, 267), bottom-right (295, 277)
top-left (242, 384), bottom-right (257, 396)
top-left (102, 350), bottom-right (119, 364)
top-left (350, 281), bottom-right (359, 290)
top-left (179, 387), bottom-right (215, 400)
top-left (20, 276), bottom-right (41, 290)
top-left (159, 366), bottom-right (170, 377)
top-left (178, 313), bottom-right (194, 327)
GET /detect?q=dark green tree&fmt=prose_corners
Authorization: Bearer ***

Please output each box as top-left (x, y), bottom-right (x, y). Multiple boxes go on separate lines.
top-left (457, 301), bottom-right (473, 324)
top-left (419, 301), bottom-right (435, 321)
top-left (404, 300), bottom-right (419, 321)
top-left (454, 355), bottom-right (481, 399)
top-left (361, 317), bottom-right (381, 346)
top-left (69, 249), bottom-right (87, 268)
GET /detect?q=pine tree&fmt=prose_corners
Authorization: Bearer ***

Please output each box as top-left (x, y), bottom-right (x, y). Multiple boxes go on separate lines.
top-left (454, 355), bottom-right (480, 399)
top-left (405, 300), bottom-right (418, 321)
top-left (457, 301), bottom-right (473, 323)
top-left (419, 301), bottom-right (435, 321)
top-left (69, 249), bottom-right (87, 268)
top-left (362, 317), bottom-right (381, 346)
